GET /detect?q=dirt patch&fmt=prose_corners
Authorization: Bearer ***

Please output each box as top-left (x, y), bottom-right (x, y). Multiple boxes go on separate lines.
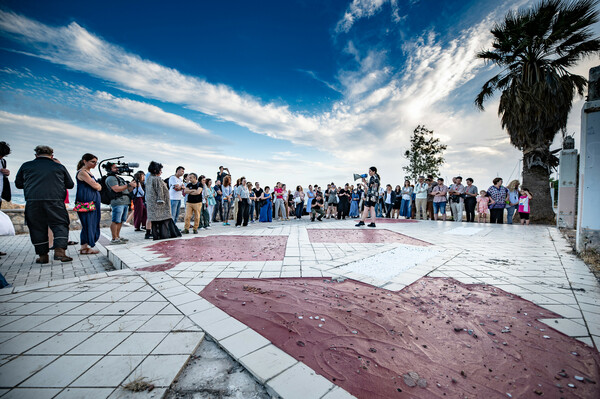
top-left (560, 228), bottom-right (600, 281)
top-left (201, 277), bottom-right (600, 399)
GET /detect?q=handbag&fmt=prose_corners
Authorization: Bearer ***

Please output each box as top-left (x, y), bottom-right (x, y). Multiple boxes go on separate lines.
top-left (73, 201), bottom-right (96, 212)
top-left (294, 196), bottom-right (302, 204)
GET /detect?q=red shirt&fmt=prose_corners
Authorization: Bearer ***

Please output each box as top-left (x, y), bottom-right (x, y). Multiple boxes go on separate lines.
top-left (274, 187), bottom-right (284, 199)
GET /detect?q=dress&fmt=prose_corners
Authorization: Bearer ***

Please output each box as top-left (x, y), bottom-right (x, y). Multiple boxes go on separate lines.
top-left (146, 175), bottom-right (181, 240)
top-left (75, 171), bottom-right (101, 248)
top-left (477, 196), bottom-right (490, 214)
top-left (349, 191), bottom-right (360, 217)
top-left (259, 193), bottom-right (272, 222)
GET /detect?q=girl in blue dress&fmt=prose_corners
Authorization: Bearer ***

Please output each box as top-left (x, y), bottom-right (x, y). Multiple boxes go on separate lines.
top-left (259, 186), bottom-right (272, 222)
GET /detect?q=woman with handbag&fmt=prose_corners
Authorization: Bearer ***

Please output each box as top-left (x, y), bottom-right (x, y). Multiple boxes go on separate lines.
top-left (75, 153), bottom-right (102, 254)
top-left (293, 186), bottom-right (305, 219)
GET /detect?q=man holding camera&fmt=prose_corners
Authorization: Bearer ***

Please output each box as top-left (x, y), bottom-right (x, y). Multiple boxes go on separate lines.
top-left (106, 163), bottom-right (137, 244)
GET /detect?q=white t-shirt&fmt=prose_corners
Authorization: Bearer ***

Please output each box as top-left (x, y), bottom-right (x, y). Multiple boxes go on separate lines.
top-left (168, 175), bottom-right (184, 201)
top-left (414, 182), bottom-right (428, 199)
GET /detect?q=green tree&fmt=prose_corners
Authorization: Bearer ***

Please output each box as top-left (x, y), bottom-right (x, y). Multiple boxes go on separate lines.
top-left (475, 0), bottom-right (600, 224)
top-left (403, 125), bottom-right (447, 180)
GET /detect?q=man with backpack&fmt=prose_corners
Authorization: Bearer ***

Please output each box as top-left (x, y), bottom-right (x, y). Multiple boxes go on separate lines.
top-left (104, 162), bottom-right (136, 244)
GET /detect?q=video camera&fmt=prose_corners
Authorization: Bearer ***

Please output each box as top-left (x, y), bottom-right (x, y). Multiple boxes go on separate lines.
top-left (99, 156), bottom-right (139, 179)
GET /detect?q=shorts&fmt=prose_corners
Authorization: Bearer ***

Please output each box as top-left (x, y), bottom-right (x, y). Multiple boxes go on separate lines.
top-left (364, 200), bottom-right (377, 208)
top-left (111, 204), bottom-right (129, 223)
top-left (433, 202), bottom-right (446, 214)
top-left (519, 212), bottom-right (529, 220)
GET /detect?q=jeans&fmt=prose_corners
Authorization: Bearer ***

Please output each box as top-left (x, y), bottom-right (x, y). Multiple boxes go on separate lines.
top-left (222, 200), bottom-right (231, 223)
top-left (506, 205), bottom-right (517, 224)
top-left (375, 201), bottom-right (383, 217)
top-left (295, 201), bottom-right (304, 218)
top-left (400, 199), bottom-right (411, 218)
top-left (274, 198), bottom-right (286, 220)
top-left (212, 200), bottom-right (223, 222)
top-left (384, 203), bottom-right (393, 218)
top-left (249, 201), bottom-right (255, 221)
top-left (170, 200), bottom-right (181, 223)
top-left (111, 204), bottom-right (129, 223)
top-left (450, 201), bottom-right (463, 222)
top-left (433, 201), bottom-right (446, 215)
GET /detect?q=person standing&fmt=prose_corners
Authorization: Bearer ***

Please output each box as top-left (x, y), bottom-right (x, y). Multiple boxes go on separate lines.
top-left (337, 185), bottom-right (349, 219)
top-left (487, 177), bottom-right (509, 224)
top-left (182, 173), bottom-right (202, 234)
top-left (356, 166), bottom-right (380, 228)
top-left (383, 184), bottom-right (395, 218)
top-left (168, 166), bottom-right (185, 223)
top-left (131, 171), bottom-right (147, 231)
top-left (200, 177), bottom-right (212, 229)
top-left (273, 182), bottom-right (286, 221)
top-left (518, 188), bottom-right (533, 225)
top-left (259, 186), bottom-right (272, 222)
top-left (146, 161), bottom-right (181, 240)
top-left (205, 178), bottom-right (216, 223)
top-left (349, 187), bottom-right (360, 218)
top-left (15, 145), bottom-right (74, 263)
top-left (252, 182), bottom-right (263, 221)
top-left (75, 153), bottom-right (102, 254)
top-left (105, 162), bottom-right (136, 244)
top-left (506, 180), bottom-right (520, 224)
top-left (248, 181), bottom-right (256, 223)
top-left (212, 179), bottom-right (223, 223)
top-left (282, 184), bottom-right (291, 220)
top-left (306, 185), bottom-right (315, 215)
top-left (414, 176), bottom-right (428, 220)
top-left (464, 178), bottom-right (478, 222)
top-left (400, 181), bottom-right (413, 219)
top-left (448, 176), bottom-right (466, 222)
top-left (221, 175), bottom-right (233, 225)
top-left (235, 177), bottom-right (250, 227)
top-left (432, 178), bottom-right (448, 221)
top-left (0, 142), bottom-right (10, 212)
top-left (294, 186), bottom-right (305, 219)
top-left (216, 166), bottom-right (230, 184)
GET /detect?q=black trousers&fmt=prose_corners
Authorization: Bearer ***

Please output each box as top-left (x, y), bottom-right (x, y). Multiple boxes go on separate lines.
top-left (337, 199), bottom-right (349, 219)
top-left (490, 208), bottom-right (504, 224)
top-left (464, 198), bottom-right (476, 222)
top-left (25, 200), bottom-right (70, 255)
top-left (212, 201), bottom-right (223, 222)
top-left (236, 200), bottom-right (249, 226)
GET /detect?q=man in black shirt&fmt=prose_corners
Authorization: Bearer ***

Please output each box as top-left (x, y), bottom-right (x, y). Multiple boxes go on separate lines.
top-left (311, 193), bottom-right (325, 221)
top-left (182, 173), bottom-right (202, 234)
top-left (15, 145), bottom-right (74, 263)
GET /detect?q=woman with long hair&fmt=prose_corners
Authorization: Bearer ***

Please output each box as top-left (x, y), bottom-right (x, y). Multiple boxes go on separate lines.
top-left (400, 180), bottom-right (413, 219)
top-left (356, 166), bottom-right (380, 228)
top-left (506, 179), bottom-right (520, 224)
top-left (221, 175), bottom-right (233, 225)
top-left (293, 185), bottom-right (305, 219)
top-left (132, 171), bottom-right (147, 231)
top-left (75, 153), bottom-right (102, 254)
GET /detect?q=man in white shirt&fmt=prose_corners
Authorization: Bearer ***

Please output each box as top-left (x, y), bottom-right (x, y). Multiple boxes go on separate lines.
top-left (414, 176), bottom-right (428, 220)
top-left (169, 166), bottom-right (185, 223)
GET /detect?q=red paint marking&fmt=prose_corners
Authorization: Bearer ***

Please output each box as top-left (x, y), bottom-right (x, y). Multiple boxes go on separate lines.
top-left (201, 277), bottom-right (600, 399)
top-left (307, 228), bottom-right (431, 246)
top-left (136, 235), bottom-right (287, 272)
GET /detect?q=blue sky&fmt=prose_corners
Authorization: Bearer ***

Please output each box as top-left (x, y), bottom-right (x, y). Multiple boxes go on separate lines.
top-left (0, 0), bottom-right (598, 188)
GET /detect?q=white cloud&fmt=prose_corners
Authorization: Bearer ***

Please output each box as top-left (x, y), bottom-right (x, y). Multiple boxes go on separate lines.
top-left (335, 0), bottom-right (394, 34)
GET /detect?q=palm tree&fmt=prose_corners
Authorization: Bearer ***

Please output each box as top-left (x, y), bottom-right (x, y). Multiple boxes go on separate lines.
top-left (475, 0), bottom-right (600, 224)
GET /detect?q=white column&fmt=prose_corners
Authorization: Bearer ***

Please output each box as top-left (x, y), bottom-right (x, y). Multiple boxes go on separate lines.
top-left (576, 65), bottom-right (600, 251)
top-left (557, 144), bottom-right (577, 229)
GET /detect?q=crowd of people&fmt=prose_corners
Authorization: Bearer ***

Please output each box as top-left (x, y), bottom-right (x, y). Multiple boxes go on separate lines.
top-left (0, 143), bottom-right (534, 265)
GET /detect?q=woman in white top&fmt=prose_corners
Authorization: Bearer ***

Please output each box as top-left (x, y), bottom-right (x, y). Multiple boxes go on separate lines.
top-left (293, 186), bottom-right (305, 219)
top-left (221, 175), bottom-right (233, 225)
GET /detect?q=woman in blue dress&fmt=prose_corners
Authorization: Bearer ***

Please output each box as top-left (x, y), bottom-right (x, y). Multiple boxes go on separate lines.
top-left (75, 154), bottom-right (102, 254)
top-left (259, 186), bottom-right (272, 222)
top-left (349, 187), bottom-right (360, 218)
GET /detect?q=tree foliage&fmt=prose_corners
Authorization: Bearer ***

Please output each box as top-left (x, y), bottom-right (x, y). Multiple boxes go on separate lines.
top-left (403, 125), bottom-right (447, 180)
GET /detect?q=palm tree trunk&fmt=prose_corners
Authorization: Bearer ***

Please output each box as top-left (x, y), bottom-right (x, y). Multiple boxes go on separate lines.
top-left (521, 148), bottom-right (555, 224)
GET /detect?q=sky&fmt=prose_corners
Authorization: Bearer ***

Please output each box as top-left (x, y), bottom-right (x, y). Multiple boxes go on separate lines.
top-left (0, 0), bottom-right (598, 190)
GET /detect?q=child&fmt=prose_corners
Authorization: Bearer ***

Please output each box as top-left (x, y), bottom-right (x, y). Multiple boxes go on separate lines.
top-left (518, 188), bottom-right (533, 225)
top-left (477, 190), bottom-right (493, 223)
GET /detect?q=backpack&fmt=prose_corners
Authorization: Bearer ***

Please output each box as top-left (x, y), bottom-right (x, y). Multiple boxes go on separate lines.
top-left (99, 175), bottom-right (123, 205)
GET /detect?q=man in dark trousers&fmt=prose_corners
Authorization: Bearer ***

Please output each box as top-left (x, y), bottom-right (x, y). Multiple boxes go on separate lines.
top-left (15, 145), bottom-right (74, 263)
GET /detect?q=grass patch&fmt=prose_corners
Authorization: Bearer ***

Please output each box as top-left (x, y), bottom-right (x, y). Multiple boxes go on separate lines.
top-left (123, 376), bottom-right (155, 392)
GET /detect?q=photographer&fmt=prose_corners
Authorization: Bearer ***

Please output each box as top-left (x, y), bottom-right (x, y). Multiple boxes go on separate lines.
top-left (105, 162), bottom-right (137, 244)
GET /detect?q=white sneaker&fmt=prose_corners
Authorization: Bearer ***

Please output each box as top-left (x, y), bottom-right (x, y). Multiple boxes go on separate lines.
top-left (123, 222), bottom-right (132, 227)
top-left (110, 239), bottom-right (124, 245)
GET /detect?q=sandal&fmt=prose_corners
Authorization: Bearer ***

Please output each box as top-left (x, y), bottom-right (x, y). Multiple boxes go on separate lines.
top-left (80, 248), bottom-right (99, 255)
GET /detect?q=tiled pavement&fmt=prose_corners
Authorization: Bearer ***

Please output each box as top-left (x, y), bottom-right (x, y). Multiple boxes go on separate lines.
top-left (0, 218), bottom-right (599, 398)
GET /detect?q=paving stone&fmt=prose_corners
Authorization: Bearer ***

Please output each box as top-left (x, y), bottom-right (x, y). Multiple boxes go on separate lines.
top-left (21, 355), bottom-right (101, 387)
top-left (219, 328), bottom-right (270, 359)
top-left (238, 344), bottom-right (297, 383)
top-left (124, 355), bottom-right (190, 387)
top-left (68, 332), bottom-right (131, 355)
top-left (0, 355), bottom-right (57, 386)
top-left (71, 355), bottom-right (145, 387)
top-left (1, 388), bottom-right (62, 399)
top-left (55, 388), bottom-right (115, 399)
top-left (151, 331), bottom-right (205, 355)
top-left (110, 332), bottom-right (168, 355)
top-left (267, 362), bottom-right (335, 399)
